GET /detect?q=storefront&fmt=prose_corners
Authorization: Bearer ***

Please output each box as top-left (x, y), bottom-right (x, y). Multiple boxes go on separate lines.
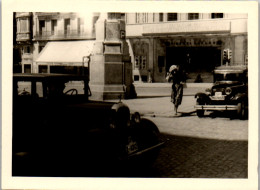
top-left (162, 37), bottom-right (223, 83)
top-left (126, 14), bottom-right (248, 83)
top-left (35, 40), bottom-right (94, 75)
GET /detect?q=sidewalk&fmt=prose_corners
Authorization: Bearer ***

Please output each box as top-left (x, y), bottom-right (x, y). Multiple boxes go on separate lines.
top-left (122, 96), bottom-right (197, 117)
top-left (133, 82), bottom-right (212, 97)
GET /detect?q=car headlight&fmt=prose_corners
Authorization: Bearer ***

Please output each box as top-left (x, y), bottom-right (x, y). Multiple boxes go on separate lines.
top-left (109, 121), bottom-right (116, 129)
top-left (225, 87), bottom-right (232, 95)
top-left (131, 112), bottom-right (141, 123)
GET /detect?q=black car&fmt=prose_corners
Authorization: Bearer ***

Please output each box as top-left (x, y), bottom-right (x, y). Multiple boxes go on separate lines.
top-left (194, 66), bottom-right (248, 119)
top-left (12, 73), bottom-right (164, 177)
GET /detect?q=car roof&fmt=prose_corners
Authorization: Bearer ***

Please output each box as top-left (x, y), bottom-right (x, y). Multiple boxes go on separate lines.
top-left (13, 73), bottom-right (89, 81)
top-left (214, 66), bottom-right (248, 74)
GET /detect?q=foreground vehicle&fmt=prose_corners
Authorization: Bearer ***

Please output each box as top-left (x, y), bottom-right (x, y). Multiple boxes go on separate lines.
top-left (12, 73), bottom-right (164, 177)
top-left (194, 66), bottom-right (248, 119)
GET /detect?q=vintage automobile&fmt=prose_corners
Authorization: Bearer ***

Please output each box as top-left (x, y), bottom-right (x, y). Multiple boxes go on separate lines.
top-left (12, 73), bottom-right (164, 177)
top-left (194, 66), bottom-right (248, 119)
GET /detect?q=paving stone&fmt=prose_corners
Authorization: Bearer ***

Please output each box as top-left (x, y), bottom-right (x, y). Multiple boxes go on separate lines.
top-left (116, 93), bottom-right (249, 178)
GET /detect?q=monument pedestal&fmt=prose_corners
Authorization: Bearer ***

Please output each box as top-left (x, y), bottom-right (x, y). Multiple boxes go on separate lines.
top-left (89, 13), bottom-right (134, 100)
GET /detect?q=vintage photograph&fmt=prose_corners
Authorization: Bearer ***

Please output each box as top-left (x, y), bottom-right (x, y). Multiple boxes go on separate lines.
top-left (2, 1), bottom-right (258, 190)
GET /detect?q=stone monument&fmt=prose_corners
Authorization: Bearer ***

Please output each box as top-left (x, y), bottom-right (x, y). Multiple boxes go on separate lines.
top-left (89, 13), bottom-right (135, 100)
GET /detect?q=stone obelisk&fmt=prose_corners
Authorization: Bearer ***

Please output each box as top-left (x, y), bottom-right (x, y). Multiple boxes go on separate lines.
top-left (89, 13), bottom-right (134, 100)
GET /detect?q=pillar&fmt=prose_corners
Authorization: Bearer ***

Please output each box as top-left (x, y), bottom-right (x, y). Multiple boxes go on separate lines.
top-left (89, 13), bottom-right (134, 100)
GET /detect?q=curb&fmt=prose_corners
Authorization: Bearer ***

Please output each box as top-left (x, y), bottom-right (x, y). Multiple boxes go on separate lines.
top-left (136, 94), bottom-right (195, 98)
top-left (133, 82), bottom-right (213, 88)
top-left (142, 111), bottom-right (197, 118)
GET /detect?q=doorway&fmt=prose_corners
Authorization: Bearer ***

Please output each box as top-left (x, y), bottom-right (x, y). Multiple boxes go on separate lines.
top-left (166, 47), bottom-right (221, 82)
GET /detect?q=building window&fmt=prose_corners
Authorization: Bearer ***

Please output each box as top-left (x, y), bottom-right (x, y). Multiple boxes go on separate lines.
top-left (24, 64), bottom-right (31, 73)
top-left (211, 13), bottom-right (224, 19)
top-left (39, 20), bottom-right (45, 35)
top-left (24, 46), bottom-right (31, 53)
top-left (158, 56), bottom-right (165, 73)
top-left (136, 13), bottom-right (148, 23)
top-left (141, 75), bottom-right (147, 81)
top-left (51, 20), bottom-right (57, 35)
top-left (120, 13), bottom-right (125, 20)
top-left (19, 18), bottom-right (29, 33)
top-left (64, 19), bottom-right (70, 35)
top-left (141, 56), bottom-right (146, 69)
top-left (167, 13), bottom-right (177, 21)
top-left (77, 18), bottom-right (84, 34)
top-left (39, 65), bottom-right (48, 73)
top-left (159, 13), bottom-right (164, 22)
top-left (134, 75), bottom-right (139, 81)
top-left (108, 13), bottom-right (122, 20)
top-left (134, 55), bottom-right (146, 70)
top-left (134, 56), bottom-right (140, 69)
top-left (188, 13), bottom-right (199, 20)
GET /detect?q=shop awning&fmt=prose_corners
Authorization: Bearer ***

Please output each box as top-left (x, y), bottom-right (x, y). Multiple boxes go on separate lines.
top-left (35, 41), bottom-right (95, 66)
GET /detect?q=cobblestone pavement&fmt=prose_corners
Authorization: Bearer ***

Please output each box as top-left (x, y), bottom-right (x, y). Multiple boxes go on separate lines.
top-left (120, 96), bottom-right (248, 178)
top-left (147, 133), bottom-right (248, 178)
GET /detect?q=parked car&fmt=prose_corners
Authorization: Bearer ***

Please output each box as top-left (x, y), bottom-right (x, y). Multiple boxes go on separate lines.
top-left (12, 73), bottom-right (164, 177)
top-left (194, 66), bottom-right (248, 119)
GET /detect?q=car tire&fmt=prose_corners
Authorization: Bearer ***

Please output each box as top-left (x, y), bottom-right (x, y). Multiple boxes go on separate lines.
top-left (138, 118), bottom-right (160, 162)
top-left (196, 100), bottom-right (205, 118)
top-left (237, 101), bottom-right (246, 120)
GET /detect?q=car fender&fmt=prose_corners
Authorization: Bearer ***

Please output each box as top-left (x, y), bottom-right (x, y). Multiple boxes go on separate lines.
top-left (232, 93), bottom-right (248, 102)
top-left (133, 118), bottom-right (160, 144)
top-left (112, 102), bottom-right (130, 112)
top-left (195, 93), bottom-right (209, 100)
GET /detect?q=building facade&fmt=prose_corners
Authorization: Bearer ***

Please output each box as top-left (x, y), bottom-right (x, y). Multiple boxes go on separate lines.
top-left (15, 12), bottom-right (33, 73)
top-left (14, 12), bottom-right (248, 83)
top-left (15, 12), bottom-right (100, 74)
top-left (14, 12), bottom-right (133, 100)
top-left (125, 13), bottom-right (248, 83)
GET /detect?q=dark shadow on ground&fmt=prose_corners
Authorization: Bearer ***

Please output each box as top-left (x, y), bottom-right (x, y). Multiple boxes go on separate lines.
top-left (135, 95), bottom-right (195, 99)
top-left (179, 111), bottom-right (196, 117)
top-left (197, 111), bottom-right (249, 120)
top-left (136, 95), bottom-right (170, 99)
top-left (12, 133), bottom-right (248, 178)
top-left (143, 111), bottom-right (196, 118)
top-left (142, 133), bottom-right (248, 178)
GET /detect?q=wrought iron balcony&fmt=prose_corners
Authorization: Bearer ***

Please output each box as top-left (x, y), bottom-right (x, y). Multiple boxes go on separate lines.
top-left (34, 30), bottom-right (94, 40)
top-left (16, 32), bottom-right (31, 42)
top-left (34, 30), bottom-right (93, 40)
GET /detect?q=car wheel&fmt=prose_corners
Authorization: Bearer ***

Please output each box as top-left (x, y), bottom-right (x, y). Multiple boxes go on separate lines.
top-left (196, 100), bottom-right (205, 118)
top-left (136, 119), bottom-right (161, 161)
top-left (237, 101), bottom-right (246, 119)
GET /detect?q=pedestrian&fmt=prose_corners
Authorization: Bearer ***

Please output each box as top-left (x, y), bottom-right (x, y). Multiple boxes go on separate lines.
top-left (166, 65), bottom-right (186, 115)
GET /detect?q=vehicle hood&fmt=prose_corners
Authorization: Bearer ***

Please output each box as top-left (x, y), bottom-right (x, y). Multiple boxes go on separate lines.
top-left (65, 100), bottom-right (124, 111)
top-left (213, 81), bottom-right (244, 89)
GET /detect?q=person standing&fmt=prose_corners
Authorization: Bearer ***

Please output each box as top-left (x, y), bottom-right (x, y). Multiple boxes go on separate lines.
top-left (166, 65), bottom-right (186, 115)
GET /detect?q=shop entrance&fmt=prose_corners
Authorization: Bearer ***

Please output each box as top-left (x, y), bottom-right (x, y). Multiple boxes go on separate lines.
top-left (166, 47), bottom-right (221, 83)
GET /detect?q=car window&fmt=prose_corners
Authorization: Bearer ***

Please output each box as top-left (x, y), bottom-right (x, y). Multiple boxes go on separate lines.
top-left (64, 80), bottom-right (85, 94)
top-left (214, 74), bottom-right (224, 82)
top-left (17, 81), bottom-right (31, 95)
top-left (36, 82), bottom-right (43, 98)
top-left (47, 82), bottom-right (66, 97)
top-left (215, 73), bottom-right (245, 82)
top-left (225, 73), bottom-right (238, 81)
